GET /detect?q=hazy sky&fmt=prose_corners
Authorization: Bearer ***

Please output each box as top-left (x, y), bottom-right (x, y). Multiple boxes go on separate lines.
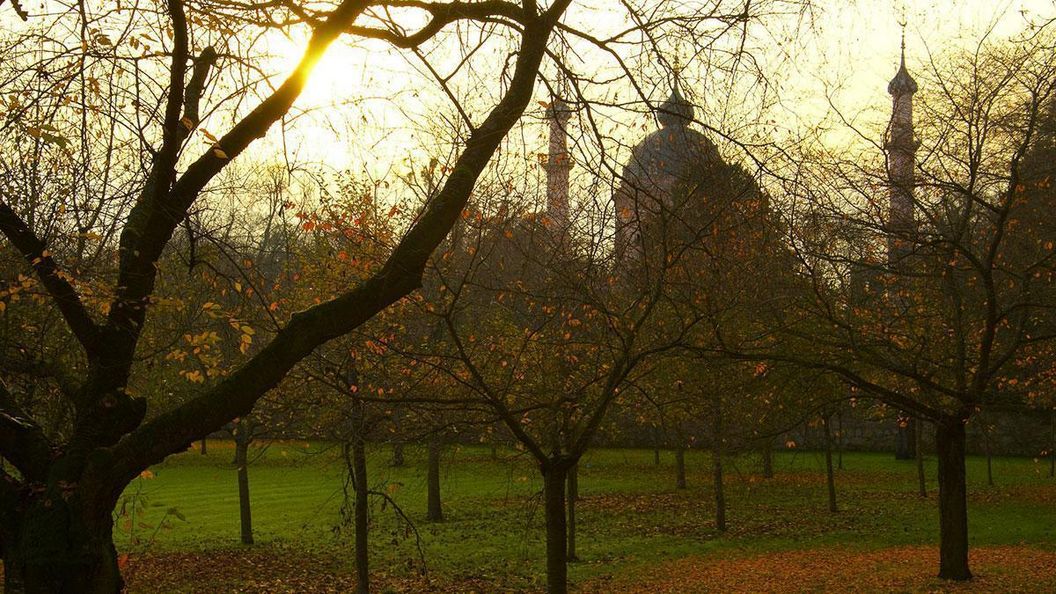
top-left (269, 0), bottom-right (1054, 179)
top-left (2, 1), bottom-right (1052, 189)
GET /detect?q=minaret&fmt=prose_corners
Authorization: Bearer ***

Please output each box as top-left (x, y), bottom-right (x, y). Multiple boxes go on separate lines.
top-left (887, 27), bottom-right (921, 462)
top-left (885, 27), bottom-right (919, 263)
top-left (546, 91), bottom-right (572, 229)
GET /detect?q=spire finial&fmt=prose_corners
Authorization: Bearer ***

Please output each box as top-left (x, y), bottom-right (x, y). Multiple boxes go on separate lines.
top-left (899, 17), bottom-right (907, 66)
top-left (658, 50), bottom-right (693, 127)
top-left (888, 16), bottom-right (917, 96)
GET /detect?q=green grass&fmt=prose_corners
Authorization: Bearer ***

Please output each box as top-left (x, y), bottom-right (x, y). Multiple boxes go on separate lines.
top-left (118, 442), bottom-right (1056, 590)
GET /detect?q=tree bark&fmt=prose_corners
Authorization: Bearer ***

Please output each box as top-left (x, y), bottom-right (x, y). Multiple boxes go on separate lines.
top-left (712, 396), bottom-right (726, 532)
top-left (896, 415), bottom-right (917, 460)
top-left (761, 440), bottom-right (774, 479)
top-left (652, 426), bottom-right (661, 466)
top-left (983, 427), bottom-right (994, 487)
top-left (935, 418), bottom-right (971, 581)
top-left (1050, 408), bottom-right (1055, 479)
top-left (567, 463), bottom-right (578, 562)
top-left (234, 431), bottom-right (254, 545)
top-left (836, 409), bottom-right (844, 470)
top-left (823, 414), bottom-right (837, 513)
top-left (390, 442), bottom-right (405, 467)
top-left (200, 437), bottom-right (207, 455)
top-left (916, 419), bottom-right (927, 498)
top-left (2, 496), bottom-right (123, 593)
top-left (674, 446), bottom-right (687, 490)
top-left (352, 436), bottom-right (370, 594)
top-left (542, 463), bottom-right (570, 594)
top-left (426, 440), bottom-right (443, 522)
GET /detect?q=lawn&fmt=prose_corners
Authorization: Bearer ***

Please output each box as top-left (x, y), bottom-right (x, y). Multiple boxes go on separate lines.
top-left (118, 442), bottom-right (1056, 592)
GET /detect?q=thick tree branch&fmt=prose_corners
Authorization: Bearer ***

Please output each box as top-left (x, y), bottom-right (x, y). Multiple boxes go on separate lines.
top-left (108, 1), bottom-right (571, 481)
top-left (0, 198), bottom-right (100, 354)
top-left (348, 0), bottom-right (523, 47)
top-left (105, 0), bottom-right (371, 370)
top-left (0, 380), bottom-right (52, 481)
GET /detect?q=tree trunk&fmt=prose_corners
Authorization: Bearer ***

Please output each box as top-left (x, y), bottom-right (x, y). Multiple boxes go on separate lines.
top-left (652, 426), bottom-right (661, 466)
top-left (836, 409), bottom-right (844, 470)
top-left (916, 419), bottom-right (927, 498)
top-left (761, 440), bottom-right (774, 479)
top-left (983, 427), bottom-right (994, 487)
top-left (823, 414), bottom-right (837, 513)
top-left (234, 433), bottom-right (254, 545)
top-left (2, 497), bottom-right (123, 594)
top-left (1050, 408), bottom-right (1055, 479)
top-left (352, 435), bottom-right (370, 594)
top-left (542, 463), bottom-right (570, 594)
top-left (200, 437), bottom-right (208, 455)
top-left (390, 442), bottom-right (405, 467)
top-left (674, 446), bottom-right (687, 489)
top-left (935, 418), bottom-right (971, 581)
top-left (491, 443), bottom-right (499, 460)
top-left (426, 440), bottom-right (443, 522)
top-left (896, 415), bottom-right (917, 460)
top-left (567, 463), bottom-right (579, 562)
top-left (712, 396), bottom-right (726, 532)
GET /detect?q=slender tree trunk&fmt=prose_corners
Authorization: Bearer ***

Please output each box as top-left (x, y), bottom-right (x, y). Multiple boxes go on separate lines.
top-left (652, 426), bottom-right (661, 466)
top-left (390, 442), bottom-right (405, 467)
top-left (567, 463), bottom-right (578, 562)
top-left (674, 446), bottom-right (687, 490)
top-left (896, 415), bottom-right (917, 460)
top-left (836, 408), bottom-right (844, 470)
top-left (761, 440), bottom-right (774, 479)
top-left (1050, 408), bottom-right (1055, 479)
top-left (916, 419), bottom-right (927, 498)
top-left (2, 496), bottom-right (124, 593)
top-left (427, 440), bottom-right (443, 522)
top-left (823, 414), bottom-right (837, 513)
top-left (712, 396), bottom-right (726, 532)
top-left (491, 443), bottom-right (499, 460)
top-left (983, 428), bottom-right (994, 487)
top-left (935, 418), bottom-right (971, 581)
top-left (352, 435), bottom-right (370, 594)
top-left (542, 462), bottom-right (570, 594)
top-left (200, 437), bottom-right (207, 455)
top-left (234, 431), bottom-right (254, 545)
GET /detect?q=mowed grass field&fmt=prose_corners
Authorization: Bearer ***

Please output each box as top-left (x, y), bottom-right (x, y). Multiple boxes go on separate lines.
top-left (119, 442), bottom-right (1056, 593)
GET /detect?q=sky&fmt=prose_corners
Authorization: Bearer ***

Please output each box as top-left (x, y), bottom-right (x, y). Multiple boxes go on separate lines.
top-left (1, 0), bottom-right (1053, 200)
top-left (262, 0), bottom-right (1055, 184)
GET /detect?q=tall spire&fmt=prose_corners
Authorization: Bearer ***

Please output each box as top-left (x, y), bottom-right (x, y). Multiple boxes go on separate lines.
top-left (546, 72), bottom-right (572, 229)
top-left (888, 22), bottom-right (918, 96)
top-left (886, 23), bottom-right (919, 261)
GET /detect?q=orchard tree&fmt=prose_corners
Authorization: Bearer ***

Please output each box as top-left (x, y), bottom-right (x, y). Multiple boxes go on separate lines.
top-left (0, 0), bottom-right (573, 590)
top-left (743, 28), bottom-right (1056, 580)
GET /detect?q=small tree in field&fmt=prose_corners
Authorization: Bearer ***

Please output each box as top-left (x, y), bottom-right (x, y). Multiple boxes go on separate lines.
top-left (746, 30), bottom-right (1056, 580)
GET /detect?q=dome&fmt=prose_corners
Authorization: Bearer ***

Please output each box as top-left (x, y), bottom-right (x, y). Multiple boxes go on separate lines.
top-left (620, 124), bottom-right (720, 193)
top-left (888, 54), bottom-right (918, 96)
